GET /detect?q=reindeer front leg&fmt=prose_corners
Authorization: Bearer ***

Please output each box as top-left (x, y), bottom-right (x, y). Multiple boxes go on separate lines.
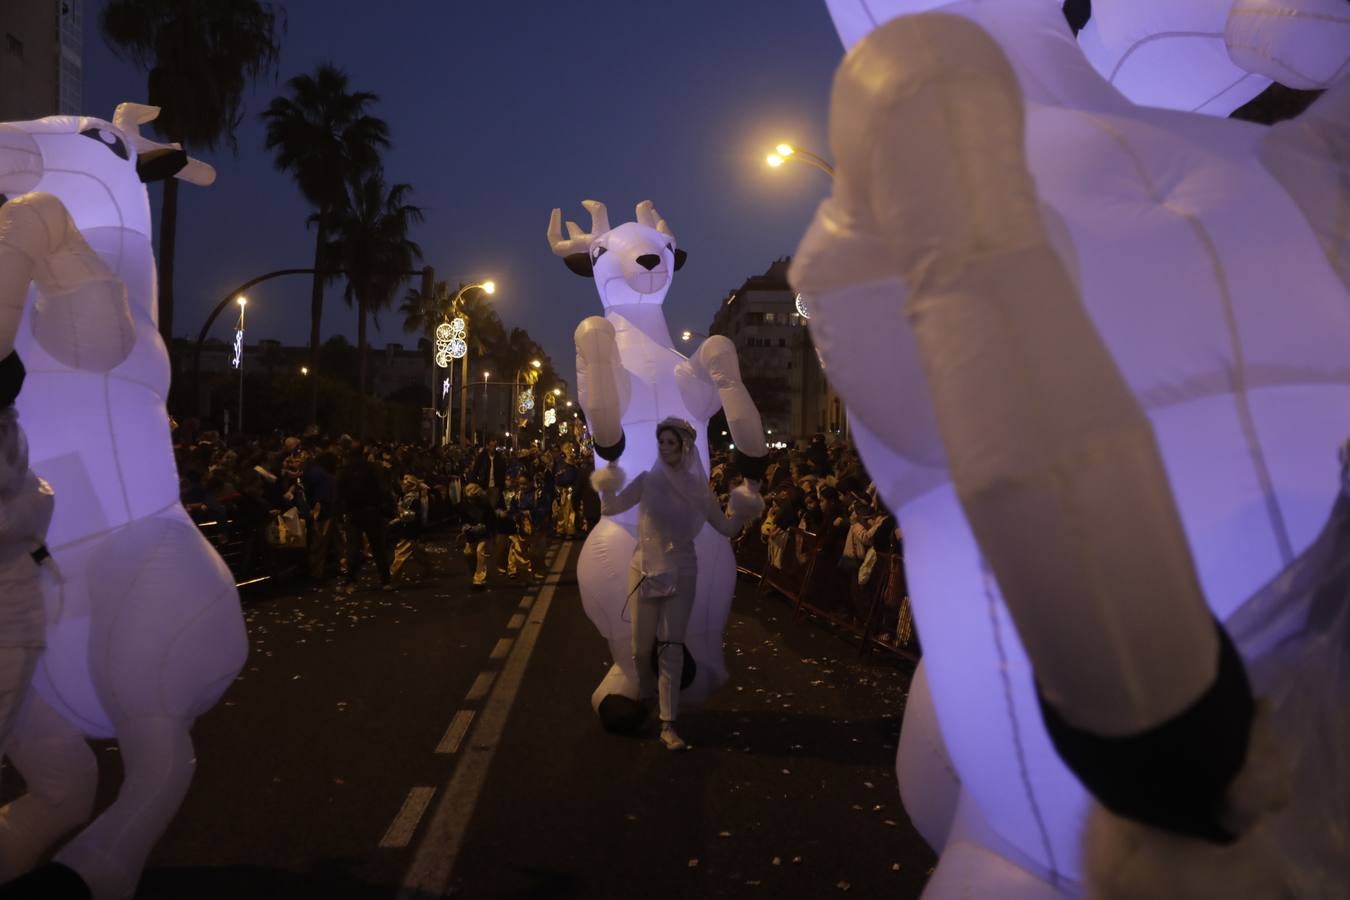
top-left (0, 193), bottom-right (132, 368)
top-left (575, 316), bottom-right (630, 480)
top-left (676, 336), bottom-right (767, 482)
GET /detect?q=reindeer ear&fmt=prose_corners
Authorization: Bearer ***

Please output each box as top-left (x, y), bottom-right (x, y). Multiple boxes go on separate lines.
top-left (673, 248), bottom-right (688, 271)
top-left (564, 253), bottom-right (594, 277)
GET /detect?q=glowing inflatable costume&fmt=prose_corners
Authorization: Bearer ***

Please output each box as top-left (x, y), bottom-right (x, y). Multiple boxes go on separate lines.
top-left (0, 104), bottom-right (246, 900)
top-left (790, 1), bottom-right (1350, 895)
top-left (547, 201), bottom-right (768, 727)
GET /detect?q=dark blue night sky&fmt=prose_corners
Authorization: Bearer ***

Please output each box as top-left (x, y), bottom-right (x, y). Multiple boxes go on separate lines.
top-left (82, 0), bottom-right (846, 386)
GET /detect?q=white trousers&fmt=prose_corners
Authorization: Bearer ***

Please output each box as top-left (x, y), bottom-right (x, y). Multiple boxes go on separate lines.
top-left (629, 561), bottom-right (697, 723)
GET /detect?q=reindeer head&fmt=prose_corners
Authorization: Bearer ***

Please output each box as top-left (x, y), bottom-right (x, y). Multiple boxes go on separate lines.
top-left (548, 200), bottom-right (688, 310)
top-left (0, 103), bottom-right (215, 234)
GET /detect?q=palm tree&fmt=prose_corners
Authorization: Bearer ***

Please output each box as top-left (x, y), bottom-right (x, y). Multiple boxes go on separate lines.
top-left (261, 64), bottom-right (389, 430)
top-left (100, 0), bottom-right (284, 353)
top-left (327, 172), bottom-right (423, 438)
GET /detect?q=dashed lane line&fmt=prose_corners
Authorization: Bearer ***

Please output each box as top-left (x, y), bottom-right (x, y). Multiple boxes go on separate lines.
top-left (379, 787), bottom-right (437, 849)
top-left (398, 539), bottom-right (574, 898)
top-left (435, 710), bottom-right (476, 755)
top-left (463, 672), bottom-right (495, 702)
top-left (506, 613), bottom-right (526, 630)
top-left (488, 637), bottom-right (514, 660)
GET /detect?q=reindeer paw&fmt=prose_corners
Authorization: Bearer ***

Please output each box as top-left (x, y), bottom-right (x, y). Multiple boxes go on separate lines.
top-left (0, 862), bottom-right (91, 900)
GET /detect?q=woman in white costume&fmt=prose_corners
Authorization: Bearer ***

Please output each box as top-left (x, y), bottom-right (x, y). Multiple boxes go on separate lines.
top-left (595, 417), bottom-right (762, 750)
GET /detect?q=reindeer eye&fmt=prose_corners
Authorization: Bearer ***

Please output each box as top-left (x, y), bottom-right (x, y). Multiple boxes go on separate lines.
top-left (79, 128), bottom-right (130, 161)
top-left (591, 246), bottom-right (607, 261)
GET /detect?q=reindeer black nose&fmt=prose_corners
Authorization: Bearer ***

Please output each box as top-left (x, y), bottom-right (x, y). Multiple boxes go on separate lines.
top-left (636, 254), bottom-right (661, 271)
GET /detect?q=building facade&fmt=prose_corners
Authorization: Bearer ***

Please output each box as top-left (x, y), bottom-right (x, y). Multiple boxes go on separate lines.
top-left (708, 258), bottom-right (846, 445)
top-left (1, 0), bottom-right (82, 122)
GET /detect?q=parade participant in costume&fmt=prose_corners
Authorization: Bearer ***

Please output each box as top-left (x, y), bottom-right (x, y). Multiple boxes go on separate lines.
top-left (0, 104), bottom-right (245, 900)
top-left (594, 418), bottom-right (763, 750)
top-left (552, 443), bottom-right (581, 538)
top-left (790, 1), bottom-right (1350, 895)
top-left (549, 200), bottom-right (768, 732)
top-left (388, 473), bottom-right (431, 582)
top-left (459, 482), bottom-right (495, 588)
top-left (0, 356), bottom-right (53, 758)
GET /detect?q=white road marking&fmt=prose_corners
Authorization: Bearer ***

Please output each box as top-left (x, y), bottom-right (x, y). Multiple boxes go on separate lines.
top-left (379, 786), bottom-right (436, 849)
top-left (399, 540), bottom-right (574, 898)
top-left (517, 595), bottom-right (535, 611)
top-left (506, 613), bottom-right (526, 630)
top-left (488, 637), bottom-right (514, 660)
top-left (435, 710), bottom-right (476, 754)
top-left (463, 672), bottom-right (495, 702)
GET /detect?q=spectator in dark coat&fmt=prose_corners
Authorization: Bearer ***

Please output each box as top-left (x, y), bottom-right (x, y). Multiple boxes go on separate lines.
top-left (338, 443), bottom-right (391, 590)
top-left (469, 437), bottom-right (509, 506)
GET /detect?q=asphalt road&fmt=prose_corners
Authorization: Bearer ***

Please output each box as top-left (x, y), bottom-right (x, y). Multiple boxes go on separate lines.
top-left (12, 533), bottom-right (934, 899)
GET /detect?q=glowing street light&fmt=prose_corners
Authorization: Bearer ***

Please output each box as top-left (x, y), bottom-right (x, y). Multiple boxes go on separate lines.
top-left (531, 359), bottom-right (542, 369)
top-left (232, 296), bottom-right (247, 435)
top-left (300, 366), bottom-right (308, 375)
top-left (766, 141), bottom-right (834, 178)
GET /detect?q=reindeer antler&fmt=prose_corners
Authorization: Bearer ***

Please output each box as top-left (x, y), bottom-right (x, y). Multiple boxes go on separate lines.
top-left (548, 200), bottom-right (611, 257)
top-left (635, 200), bottom-right (676, 249)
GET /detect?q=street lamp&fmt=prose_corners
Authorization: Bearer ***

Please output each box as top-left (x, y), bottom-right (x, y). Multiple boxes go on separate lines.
top-left (232, 296), bottom-right (247, 435)
top-left (435, 280), bottom-right (497, 446)
top-left (766, 142), bottom-right (834, 178)
top-left (680, 329), bottom-right (707, 344)
top-left (482, 370), bottom-right (491, 443)
top-left (300, 366), bottom-right (308, 376)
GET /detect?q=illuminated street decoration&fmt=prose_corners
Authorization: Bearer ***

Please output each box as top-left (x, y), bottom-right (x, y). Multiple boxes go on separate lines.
top-left (448, 337), bottom-right (467, 360)
top-left (231, 327), bottom-right (244, 369)
top-left (434, 348), bottom-right (451, 368)
top-left (434, 322), bottom-right (453, 342)
top-left (442, 377), bottom-right (451, 399)
top-left (793, 292), bottom-right (810, 319)
top-left (517, 388), bottom-right (534, 414)
top-left (798, 2), bottom-right (1350, 894)
top-left (543, 408), bottom-right (556, 427)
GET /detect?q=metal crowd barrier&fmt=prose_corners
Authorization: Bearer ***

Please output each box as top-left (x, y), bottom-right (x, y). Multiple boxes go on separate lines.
top-left (734, 523), bottom-right (919, 661)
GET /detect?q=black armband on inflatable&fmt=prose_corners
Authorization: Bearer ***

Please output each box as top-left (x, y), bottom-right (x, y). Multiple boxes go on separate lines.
top-left (594, 431), bottom-right (625, 462)
top-left (734, 449), bottom-right (769, 482)
top-left (1037, 619), bottom-right (1254, 844)
top-left (0, 351), bottom-right (25, 407)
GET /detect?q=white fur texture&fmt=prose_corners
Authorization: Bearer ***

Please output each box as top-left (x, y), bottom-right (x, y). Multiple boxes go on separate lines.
top-left (590, 464), bottom-right (627, 495)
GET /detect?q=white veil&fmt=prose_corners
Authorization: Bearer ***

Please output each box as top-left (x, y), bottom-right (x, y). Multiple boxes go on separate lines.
top-left (637, 418), bottom-right (710, 588)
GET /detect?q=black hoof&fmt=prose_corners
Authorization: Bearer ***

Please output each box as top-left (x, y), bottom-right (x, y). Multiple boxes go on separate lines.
top-left (0, 862), bottom-right (93, 900)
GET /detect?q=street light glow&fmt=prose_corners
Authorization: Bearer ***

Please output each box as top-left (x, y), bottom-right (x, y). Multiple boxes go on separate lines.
top-left (236, 295), bottom-right (247, 307)
top-left (530, 359), bottom-right (541, 369)
top-left (681, 330), bottom-right (693, 341)
top-left (566, 401), bottom-right (573, 407)
top-left (300, 367), bottom-right (308, 375)
top-left (481, 280), bottom-right (496, 294)
top-left (552, 388), bottom-right (562, 396)
top-left (766, 153), bottom-right (784, 168)
top-left (776, 143), bottom-right (795, 157)
top-left (483, 371), bottom-right (490, 379)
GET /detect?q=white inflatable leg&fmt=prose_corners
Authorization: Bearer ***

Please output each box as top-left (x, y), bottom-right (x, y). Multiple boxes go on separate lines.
top-left (923, 790), bottom-right (1070, 900)
top-left (53, 716), bottom-right (194, 900)
top-left (0, 694), bottom-right (97, 881)
top-left (895, 661), bottom-right (961, 853)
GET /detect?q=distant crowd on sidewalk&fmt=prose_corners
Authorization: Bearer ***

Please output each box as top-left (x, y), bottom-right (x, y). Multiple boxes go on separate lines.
top-left (170, 420), bottom-right (904, 626)
top-left (171, 420), bottom-right (604, 592)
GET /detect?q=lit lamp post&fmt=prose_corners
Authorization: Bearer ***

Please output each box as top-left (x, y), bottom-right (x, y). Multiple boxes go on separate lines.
top-left (231, 296), bottom-right (247, 435)
top-left (481, 370), bottom-right (491, 442)
top-left (443, 280), bottom-right (495, 445)
top-left (512, 359), bottom-right (542, 452)
top-left (541, 387), bottom-right (563, 450)
top-left (765, 142), bottom-right (834, 178)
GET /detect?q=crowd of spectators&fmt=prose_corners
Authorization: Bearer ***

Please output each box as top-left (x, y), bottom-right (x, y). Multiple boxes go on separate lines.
top-left (173, 421), bottom-right (600, 591)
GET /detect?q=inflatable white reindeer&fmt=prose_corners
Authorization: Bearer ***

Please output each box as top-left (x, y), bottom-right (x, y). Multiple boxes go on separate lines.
top-left (790, 0), bottom-right (1350, 896)
top-left (0, 104), bottom-right (246, 900)
top-left (547, 200), bottom-right (768, 729)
